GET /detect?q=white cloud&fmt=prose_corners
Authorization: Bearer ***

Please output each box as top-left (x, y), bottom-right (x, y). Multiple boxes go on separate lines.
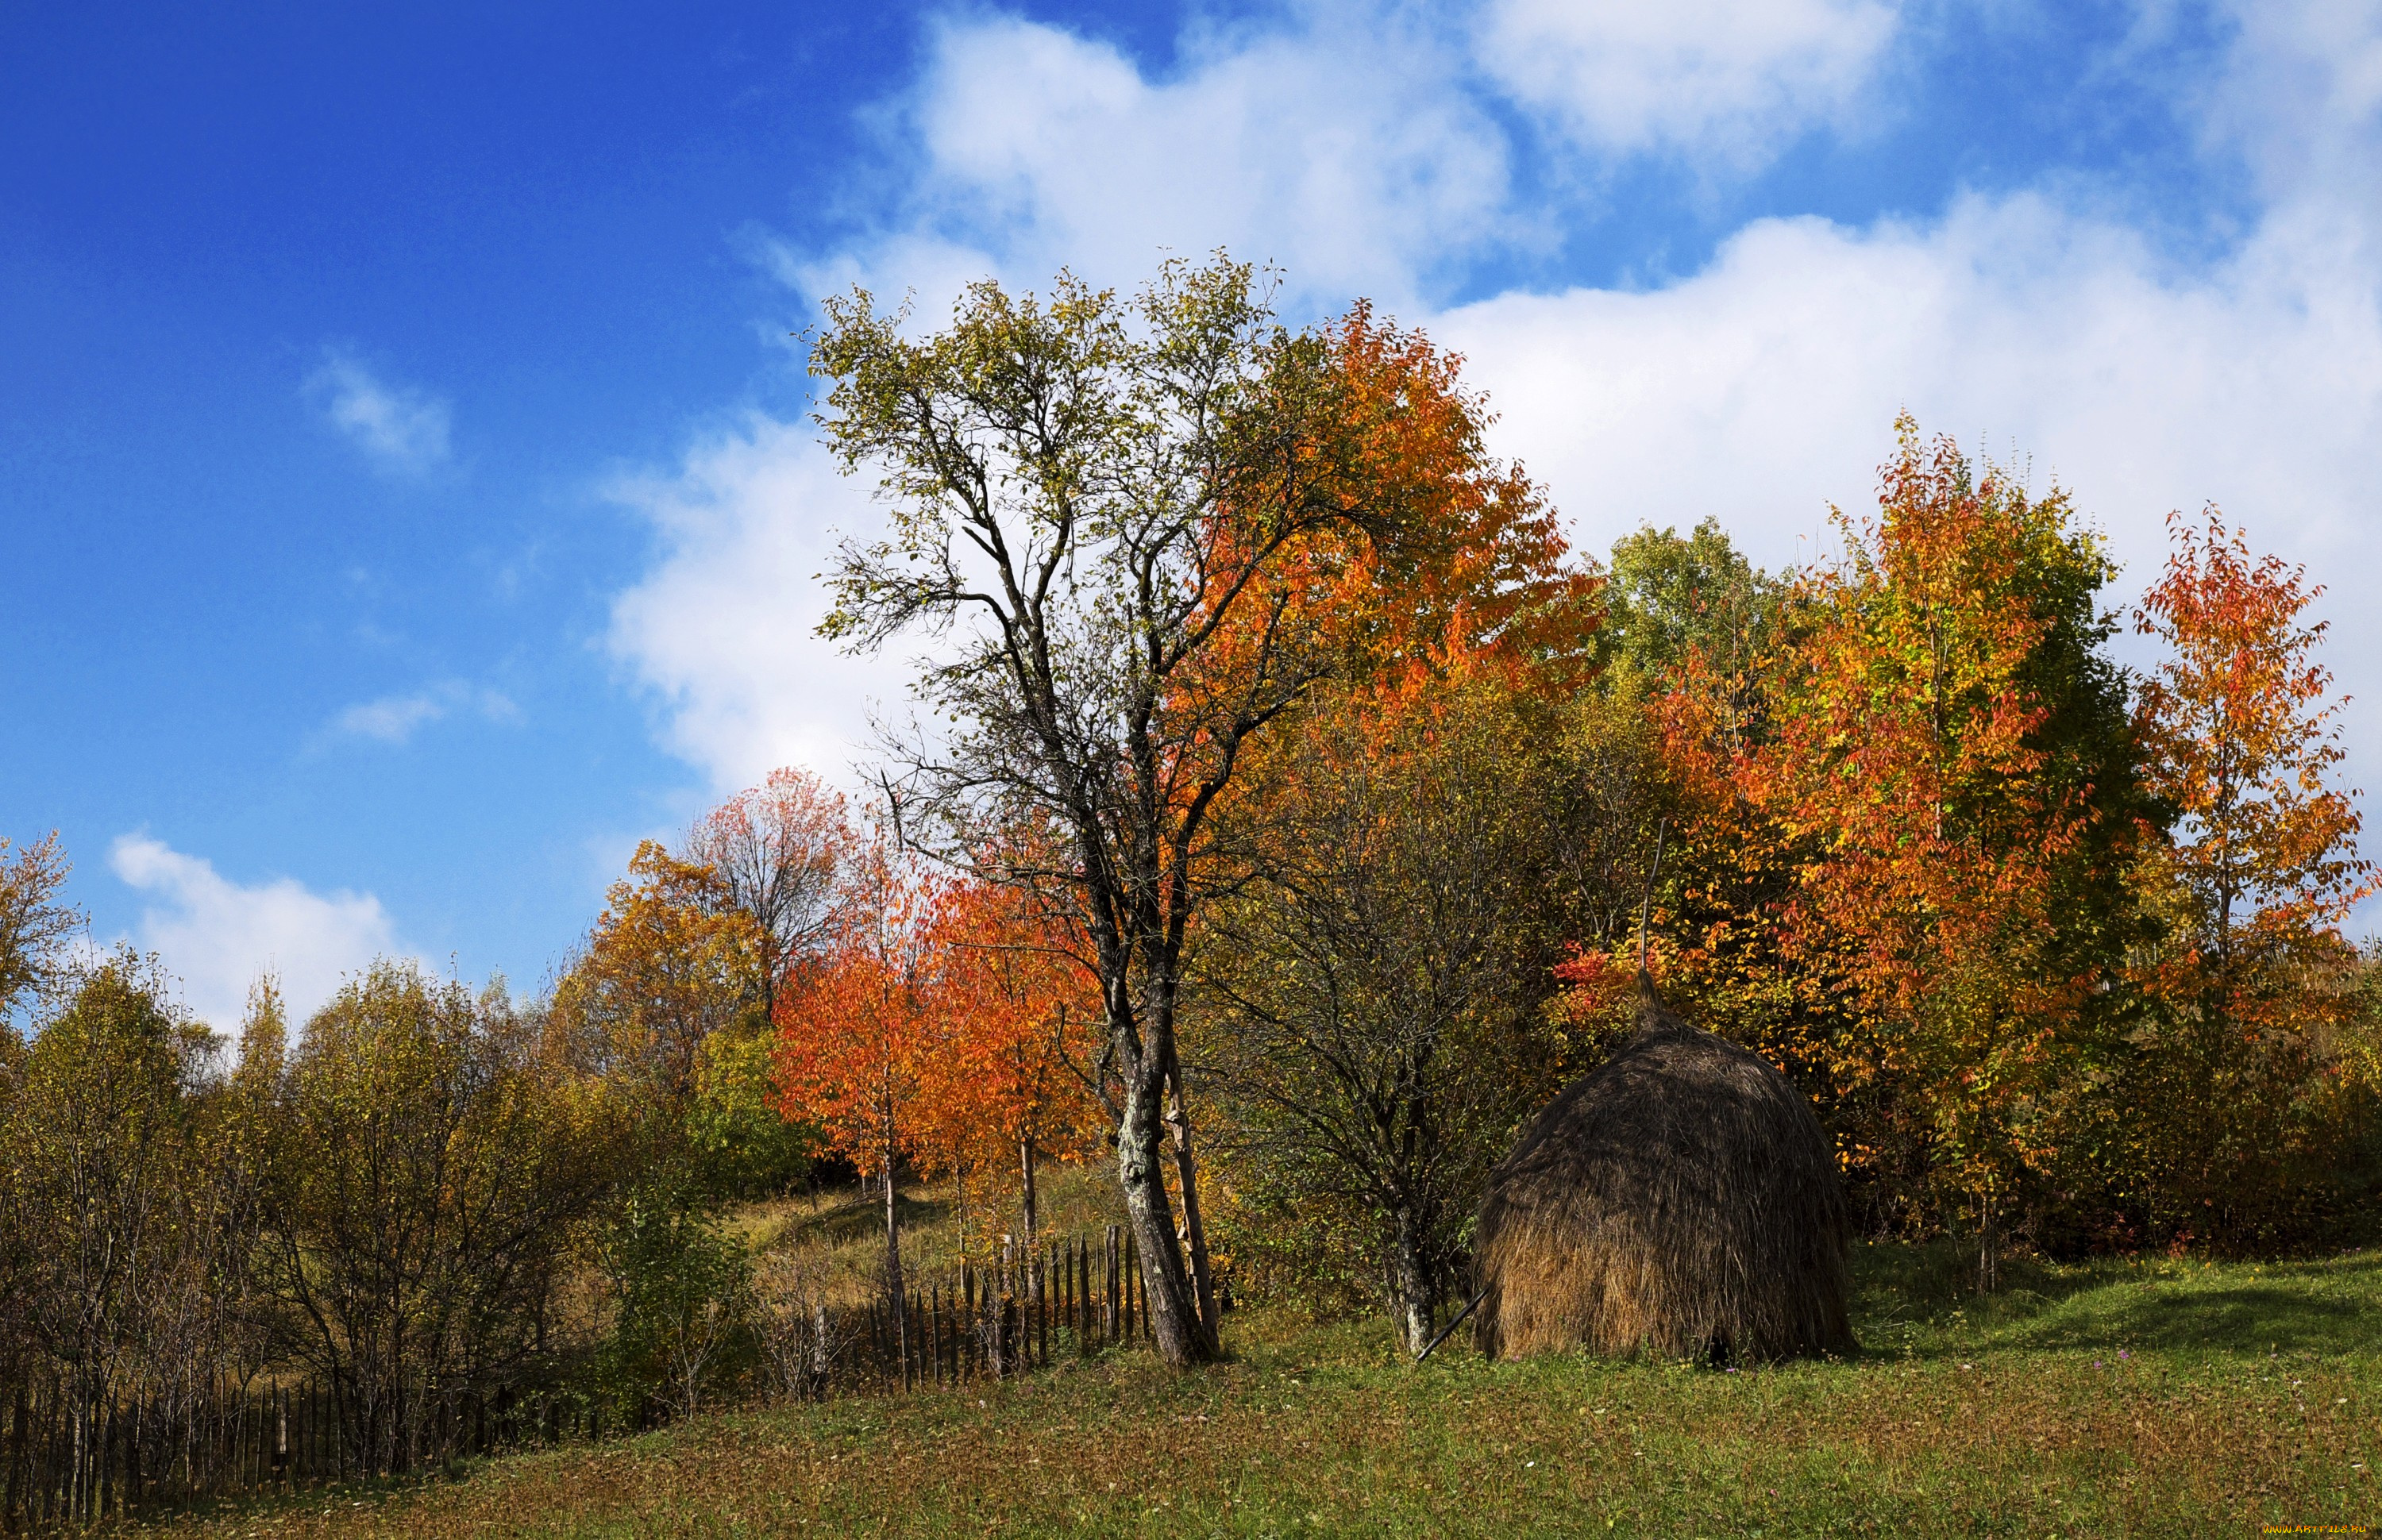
top-left (110, 835), bottom-right (409, 1031)
top-left (615, 0), bottom-right (2382, 824)
top-left (1474, 0), bottom-right (1899, 162)
top-left (1442, 194), bottom-right (2382, 574)
top-left (329, 680), bottom-right (520, 745)
top-left (791, 8), bottom-right (1516, 311)
top-left (607, 414), bottom-right (914, 791)
top-left (795, 0), bottom-right (1913, 310)
top-left (306, 348), bottom-right (453, 474)
top-left (1432, 1), bottom-right (2382, 772)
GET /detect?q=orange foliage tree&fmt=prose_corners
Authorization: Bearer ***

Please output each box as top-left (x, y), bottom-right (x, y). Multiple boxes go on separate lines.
top-left (1278, 303), bottom-right (1601, 680)
top-left (2123, 508), bottom-right (2376, 1245)
top-left (923, 880), bottom-right (1100, 1254)
top-left (1181, 305), bottom-right (1603, 1328)
top-left (552, 841), bottom-right (760, 1103)
top-left (771, 840), bottom-right (948, 1334)
top-left (1638, 420), bottom-right (2149, 1272)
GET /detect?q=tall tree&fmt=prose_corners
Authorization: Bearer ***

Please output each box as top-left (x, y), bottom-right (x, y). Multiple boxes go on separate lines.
top-left (811, 258), bottom-right (1589, 1365)
top-left (1740, 419), bottom-right (2146, 1278)
top-left (2126, 508), bottom-right (2374, 1245)
top-left (770, 840), bottom-right (946, 1353)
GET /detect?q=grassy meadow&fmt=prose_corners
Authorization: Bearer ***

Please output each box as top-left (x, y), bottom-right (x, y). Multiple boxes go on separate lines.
top-left (145, 1165), bottom-right (2380, 1538)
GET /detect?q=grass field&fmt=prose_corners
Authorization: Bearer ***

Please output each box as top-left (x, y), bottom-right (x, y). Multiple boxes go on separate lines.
top-left (148, 1177), bottom-right (2380, 1538)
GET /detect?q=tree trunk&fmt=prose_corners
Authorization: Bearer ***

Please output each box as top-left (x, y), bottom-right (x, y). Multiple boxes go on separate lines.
top-left (882, 1143), bottom-right (908, 1380)
top-left (1019, 1137), bottom-right (1039, 1253)
top-left (1390, 1205), bottom-right (1436, 1357)
top-left (1976, 1189), bottom-right (1999, 1296)
top-left (1163, 1053), bottom-right (1220, 1352)
top-left (1115, 1068), bottom-right (1211, 1367)
top-left (1019, 1137), bottom-right (1041, 1309)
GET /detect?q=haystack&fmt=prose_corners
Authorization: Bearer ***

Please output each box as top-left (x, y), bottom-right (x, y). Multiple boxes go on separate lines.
top-left (1472, 977), bottom-right (1854, 1362)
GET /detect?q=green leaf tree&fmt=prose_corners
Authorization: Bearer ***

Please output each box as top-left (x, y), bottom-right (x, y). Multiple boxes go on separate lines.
top-left (809, 257), bottom-right (1445, 1365)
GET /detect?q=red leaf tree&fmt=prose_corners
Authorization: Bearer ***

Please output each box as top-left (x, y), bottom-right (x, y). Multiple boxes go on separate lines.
top-left (771, 839), bottom-right (948, 1338)
top-left (923, 880), bottom-right (1100, 1257)
top-left (2126, 508), bottom-right (2375, 1245)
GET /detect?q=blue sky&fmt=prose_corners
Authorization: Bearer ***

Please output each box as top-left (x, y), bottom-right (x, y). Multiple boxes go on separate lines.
top-left (6, 0), bottom-right (2378, 1028)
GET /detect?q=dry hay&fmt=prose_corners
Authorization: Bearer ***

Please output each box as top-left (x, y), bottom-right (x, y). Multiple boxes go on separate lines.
top-left (1473, 979), bottom-right (1854, 1362)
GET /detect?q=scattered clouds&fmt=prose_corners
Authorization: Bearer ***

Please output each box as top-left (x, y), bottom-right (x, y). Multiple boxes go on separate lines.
top-left (110, 834), bottom-right (409, 1030)
top-left (328, 680), bottom-right (520, 746)
top-left (613, 0), bottom-right (2382, 807)
top-left (1443, 192), bottom-right (2382, 562)
top-left (305, 348), bottom-right (453, 474)
top-left (794, 0), bottom-right (1917, 310)
top-left (1474, 0), bottom-right (1900, 164)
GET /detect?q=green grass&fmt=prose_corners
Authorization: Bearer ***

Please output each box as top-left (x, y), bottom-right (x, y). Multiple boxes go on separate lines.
top-left (146, 1238), bottom-right (2382, 1538)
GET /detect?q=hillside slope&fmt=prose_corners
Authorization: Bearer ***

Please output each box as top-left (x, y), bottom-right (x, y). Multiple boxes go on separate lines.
top-left (148, 1245), bottom-right (2380, 1538)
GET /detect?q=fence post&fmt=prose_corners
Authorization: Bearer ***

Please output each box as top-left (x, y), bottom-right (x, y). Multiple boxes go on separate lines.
top-left (1124, 1230), bottom-right (1137, 1342)
top-left (992, 1242), bottom-right (1005, 1381)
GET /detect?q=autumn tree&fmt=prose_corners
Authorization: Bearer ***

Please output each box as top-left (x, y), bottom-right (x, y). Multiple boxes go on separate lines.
top-left (2122, 508), bottom-right (2376, 1246)
top-left (0, 830), bottom-right (82, 1033)
top-left (771, 840), bottom-right (946, 1353)
top-left (812, 257), bottom-right (1593, 1365)
top-left (2, 953), bottom-right (224, 1522)
top-left (263, 962), bottom-right (615, 1473)
top-left (813, 259), bottom-right (1384, 1365)
top-left (927, 880), bottom-right (1100, 1252)
top-left (550, 842), bottom-right (759, 1103)
top-left (1273, 301), bottom-right (1600, 682)
top-left (1739, 420), bottom-right (2149, 1279)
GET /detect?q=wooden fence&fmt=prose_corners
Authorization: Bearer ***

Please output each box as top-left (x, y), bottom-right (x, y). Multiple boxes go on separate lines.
top-left (0, 1226), bottom-right (1153, 1532)
top-left (845, 1222), bottom-right (1151, 1392)
top-left (0, 1377), bottom-right (599, 1534)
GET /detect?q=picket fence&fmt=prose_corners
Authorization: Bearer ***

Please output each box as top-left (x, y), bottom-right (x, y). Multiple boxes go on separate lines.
top-left (848, 1222), bottom-right (1153, 1392)
top-left (0, 1226), bottom-right (1151, 1533)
